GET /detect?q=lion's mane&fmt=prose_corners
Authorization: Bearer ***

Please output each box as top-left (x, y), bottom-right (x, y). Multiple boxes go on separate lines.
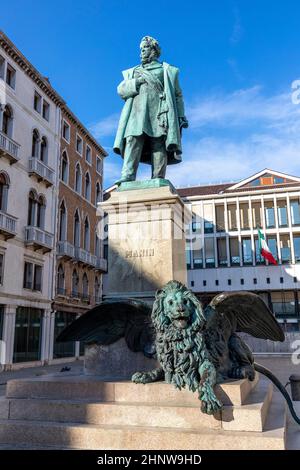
top-left (151, 280), bottom-right (206, 392)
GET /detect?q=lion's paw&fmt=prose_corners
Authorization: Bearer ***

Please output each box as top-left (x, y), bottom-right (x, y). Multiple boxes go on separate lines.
top-left (131, 371), bottom-right (154, 384)
top-left (199, 385), bottom-right (222, 415)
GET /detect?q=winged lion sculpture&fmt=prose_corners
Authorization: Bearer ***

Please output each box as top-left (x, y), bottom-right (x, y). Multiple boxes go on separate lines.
top-left (57, 280), bottom-right (300, 423)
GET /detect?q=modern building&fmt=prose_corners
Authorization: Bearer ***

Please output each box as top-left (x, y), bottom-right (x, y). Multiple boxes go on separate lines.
top-left (0, 31), bottom-right (106, 369)
top-left (178, 169), bottom-right (300, 334)
top-left (103, 169), bottom-right (300, 341)
top-left (53, 106), bottom-right (107, 360)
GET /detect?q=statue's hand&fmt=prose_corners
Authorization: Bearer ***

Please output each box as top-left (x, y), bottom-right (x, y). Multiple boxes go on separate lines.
top-left (136, 76), bottom-right (147, 87)
top-left (179, 116), bottom-right (189, 129)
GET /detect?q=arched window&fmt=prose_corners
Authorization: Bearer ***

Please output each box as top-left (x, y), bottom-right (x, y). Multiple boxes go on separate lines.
top-left (0, 172), bottom-right (10, 212)
top-left (2, 105), bottom-right (13, 137)
top-left (82, 273), bottom-right (89, 299)
top-left (74, 210), bottom-right (80, 247)
top-left (75, 163), bottom-right (82, 193)
top-left (94, 276), bottom-right (101, 303)
top-left (95, 228), bottom-right (101, 257)
top-left (57, 264), bottom-right (65, 295)
top-left (95, 182), bottom-right (101, 205)
top-left (61, 151), bottom-right (68, 183)
top-left (27, 190), bottom-right (38, 226)
top-left (31, 129), bottom-right (40, 158)
top-left (85, 172), bottom-right (91, 201)
top-left (40, 136), bottom-right (48, 163)
top-left (84, 217), bottom-right (90, 251)
top-left (59, 201), bottom-right (67, 241)
top-left (72, 269), bottom-right (79, 297)
top-left (36, 195), bottom-right (46, 229)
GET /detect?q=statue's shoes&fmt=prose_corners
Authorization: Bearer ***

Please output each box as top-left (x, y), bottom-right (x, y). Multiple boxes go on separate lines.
top-left (115, 177), bottom-right (135, 186)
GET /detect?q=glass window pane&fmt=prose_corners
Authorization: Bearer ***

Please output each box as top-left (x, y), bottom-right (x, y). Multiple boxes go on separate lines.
top-left (265, 201), bottom-right (275, 228)
top-left (0, 305), bottom-right (4, 341)
top-left (217, 238), bottom-right (227, 266)
top-left (215, 205), bottom-right (225, 232)
top-left (255, 237), bottom-right (265, 264)
top-left (280, 235), bottom-right (291, 264)
top-left (23, 262), bottom-right (33, 289)
top-left (240, 203), bottom-right (250, 230)
top-left (0, 254), bottom-right (4, 285)
top-left (242, 238), bottom-right (252, 264)
top-left (193, 247), bottom-right (203, 269)
top-left (293, 235), bottom-right (300, 263)
top-left (291, 200), bottom-right (300, 226)
top-left (34, 265), bottom-right (42, 291)
top-left (205, 238), bottom-right (215, 267)
top-left (267, 237), bottom-right (278, 261)
top-left (277, 200), bottom-right (288, 227)
top-left (252, 202), bottom-right (262, 229)
top-left (228, 204), bottom-right (237, 231)
top-left (13, 307), bottom-right (41, 362)
top-left (203, 204), bottom-right (213, 234)
top-left (229, 238), bottom-right (240, 265)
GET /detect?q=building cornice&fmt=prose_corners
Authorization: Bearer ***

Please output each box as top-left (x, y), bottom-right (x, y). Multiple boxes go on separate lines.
top-left (0, 31), bottom-right (107, 158)
top-left (0, 30), bottom-right (66, 107)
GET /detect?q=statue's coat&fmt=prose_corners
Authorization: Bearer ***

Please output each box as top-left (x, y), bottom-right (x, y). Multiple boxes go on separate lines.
top-left (113, 62), bottom-right (184, 165)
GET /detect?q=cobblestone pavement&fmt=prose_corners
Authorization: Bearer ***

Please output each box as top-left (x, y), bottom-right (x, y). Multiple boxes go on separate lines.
top-left (0, 360), bottom-right (84, 396)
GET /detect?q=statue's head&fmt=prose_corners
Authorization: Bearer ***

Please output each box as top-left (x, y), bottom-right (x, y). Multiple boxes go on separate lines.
top-left (140, 36), bottom-right (161, 64)
top-left (152, 280), bottom-right (206, 332)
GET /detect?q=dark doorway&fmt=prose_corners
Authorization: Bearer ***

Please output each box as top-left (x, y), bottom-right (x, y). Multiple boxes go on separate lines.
top-left (13, 307), bottom-right (42, 363)
top-left (53, 311), bottom-right (76, 358)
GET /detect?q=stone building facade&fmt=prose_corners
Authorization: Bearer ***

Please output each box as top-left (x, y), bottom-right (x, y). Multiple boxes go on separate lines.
top-left (179, 169), bottom-right (300, 334)
top-left (0, 31), bottom-right (106, 368)
top-left (52, 107), bottom-right (107, 360)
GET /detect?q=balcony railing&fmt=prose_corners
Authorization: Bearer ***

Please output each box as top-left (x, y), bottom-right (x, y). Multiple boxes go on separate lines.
top-left (29, 158), bottom-right (54, 186)
top-left (0, 211), bottom-right (17, 238)
top-left (95, 257), bottom-right (107, 272)
top-left (57, 241), bottom-right (75, 259)
top-left (25, 226), bottom-right (54, 252)
top-left (69, 291), bottom-right (91, 304)
top-left (0, 131), bottom-right (20, 164)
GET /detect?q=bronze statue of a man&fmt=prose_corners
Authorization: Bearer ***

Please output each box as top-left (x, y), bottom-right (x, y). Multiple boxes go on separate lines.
top-left (113, 36), bottom-right (188, 185)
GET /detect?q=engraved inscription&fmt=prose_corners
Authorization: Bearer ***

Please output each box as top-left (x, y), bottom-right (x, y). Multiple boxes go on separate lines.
top-left (125, 249), bottom-right (155, 258)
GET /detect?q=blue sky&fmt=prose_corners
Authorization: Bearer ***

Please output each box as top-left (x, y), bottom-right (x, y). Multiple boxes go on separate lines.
top-left (2, 0), bottom-right (300, 187)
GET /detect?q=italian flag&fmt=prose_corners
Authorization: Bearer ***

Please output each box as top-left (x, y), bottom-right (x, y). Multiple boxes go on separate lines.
top-left (258, 229), bottom-right (277, 265)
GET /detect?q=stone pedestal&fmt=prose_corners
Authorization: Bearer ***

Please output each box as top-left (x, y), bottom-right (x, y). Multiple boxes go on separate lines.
top-left (0, 373), bottom-right (288, 449)
top-left (84, 339), bottom-right (158, 379)
top-left (99, 180), bottom-right (191, 300)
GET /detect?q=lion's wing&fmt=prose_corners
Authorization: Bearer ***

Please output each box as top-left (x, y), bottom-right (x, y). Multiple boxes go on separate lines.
top-left (205, 291), bottom-right (284, 342)
top-left (56, 299), bottom-right (154, 353)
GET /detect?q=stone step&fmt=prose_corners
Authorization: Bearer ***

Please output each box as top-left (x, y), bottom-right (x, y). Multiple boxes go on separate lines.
top-left (6, 372), bottom-right (259, 406)
top-left (5, 398), bottom-right (221, 431)
top-left (221, 381), bottom-right (273, 432)
top-left (2, 379), bottom-right (271, 433)
top-left (0, 394), bottom-right (286, 449)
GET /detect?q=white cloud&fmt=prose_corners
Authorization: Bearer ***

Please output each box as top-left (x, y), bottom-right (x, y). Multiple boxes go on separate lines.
top-left (89, 113), bottom-right (119, 139)
top-left (95, 84), bottom-right (300, 188)
top-left (187, 86), bottom-right (300, 130)
top-left (169, 134), bottom-right (300, 187)
top-left (230, 7), bottom-right (243, 45)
